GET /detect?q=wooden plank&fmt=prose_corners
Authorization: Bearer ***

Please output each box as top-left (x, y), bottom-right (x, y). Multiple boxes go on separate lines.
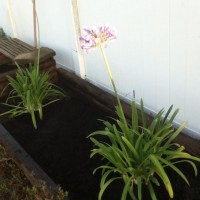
top-left (0, 39), bottom-right (33, 58)
top-left (13, 38), bottom-right (35, 51)
top-left (0, 40), bottom-right (31, 53)
top-left (0, 45), bottom-right (16, 59)
top-left (14, 48), bottom-right (56, 65)
top-left (0, 38), bottom-right (35, 60)
top-left (7, 39), bottom-right (34, 52)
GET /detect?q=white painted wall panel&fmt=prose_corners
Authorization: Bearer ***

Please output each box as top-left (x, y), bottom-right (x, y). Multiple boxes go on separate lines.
top-left (36, 0), bottom-right (76, 71)
top-left (169, 0), bottom-right (200, 135)
top-left (169, 0), bottom-right (188, 122)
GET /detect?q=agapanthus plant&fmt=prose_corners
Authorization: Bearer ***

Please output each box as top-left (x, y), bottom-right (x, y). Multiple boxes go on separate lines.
top-left (80, 24), bottom-right (200, 200)
top-left (0, 8), bottom-right (65, 129)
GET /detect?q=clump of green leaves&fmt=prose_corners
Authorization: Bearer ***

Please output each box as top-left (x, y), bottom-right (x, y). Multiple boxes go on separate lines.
top-left (89, 100), bottom-right (200, 200)
top-left (0, 143), bottom-right (68, 200)
top-left (0, 53), bottom-right (65, 129)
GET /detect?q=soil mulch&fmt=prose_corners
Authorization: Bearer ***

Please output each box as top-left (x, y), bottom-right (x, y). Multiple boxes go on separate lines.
top-left (2, 81), bottom-right (200, 200)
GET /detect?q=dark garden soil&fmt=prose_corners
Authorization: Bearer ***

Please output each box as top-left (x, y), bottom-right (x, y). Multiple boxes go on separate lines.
top-left (1, 80), bottom-right (200, 200)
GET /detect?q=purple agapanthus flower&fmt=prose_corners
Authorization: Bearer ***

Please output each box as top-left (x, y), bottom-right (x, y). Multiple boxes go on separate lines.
top-left (80, 24), bottom-right (117, 53)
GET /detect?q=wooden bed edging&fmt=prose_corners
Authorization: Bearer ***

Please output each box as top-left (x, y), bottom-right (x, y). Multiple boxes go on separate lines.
top-left (57, 68), bottom-right (200, 157)
top-left (0, 124), bottom-right (69, 200)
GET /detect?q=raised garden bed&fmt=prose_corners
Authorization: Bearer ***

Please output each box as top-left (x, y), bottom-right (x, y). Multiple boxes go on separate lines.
top-left (0, 68), bottom-right (200, 200)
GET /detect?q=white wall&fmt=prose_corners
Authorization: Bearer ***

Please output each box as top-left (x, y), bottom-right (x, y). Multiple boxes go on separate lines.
top-left (36, 0), bottom-right (76, 71)
top-left (77, 0), bottom-right (200, 137)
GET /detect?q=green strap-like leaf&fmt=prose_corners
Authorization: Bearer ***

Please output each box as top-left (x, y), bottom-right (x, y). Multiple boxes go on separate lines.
top-left (162, 122), bottom-right (187, 149)
top-left (112, 146), bottom-right (132, 167)
top-left (135, 133), bottom-right (144, 152)
top-left (117, 119), bottom-right (131, 140)
top-left (98, 176), bottom-right (120, 200)
top-left (112, 125), bottom-right (130, 158)
top-left (168, 108), bottom-right (179, 124)
top-left (149, 154), bottom-right (173, 199)
top-left (93, 165), bottom-right (115, 175)
top-left (150, 176), bottom-right (160, 186)
top-left (111, 146), bottom-right (128, 167)
top-left (162, 105), bottom-right (173, 124)
top-left (137, 177), bottom-right (142, 200)
top-left (158, 156), bottom-right (189, 185)
top-left (171, 160), bottom-right (198, 176)
top-left (147, 182), bottom-right (157, 200)
top-left (140, 99), bottom-right (147, 128)
top-left (121, 136), bottom-right (140, 161)
top-left (165, 151), bottom-right (200, 162)
top-left (121, 176), bottom-right (137, 200)
top-left (100, 170), bottom-right (112, 189)
top-left (131, 101), bottom-right (139, 131)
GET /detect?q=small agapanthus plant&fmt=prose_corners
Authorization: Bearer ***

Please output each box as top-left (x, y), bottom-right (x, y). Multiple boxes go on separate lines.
top-left (0, 9), bottom-right (65, 129)
top-left (80, 24), bottom-right (200, 200)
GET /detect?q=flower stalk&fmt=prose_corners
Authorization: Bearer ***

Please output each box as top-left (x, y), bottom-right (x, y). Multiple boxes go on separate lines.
top-left (99, 45), bottom-right (129, 133)
top-left (80, 24), bottom-right (129, 134)
top-left (99, 45), bottom-right (121, 108)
